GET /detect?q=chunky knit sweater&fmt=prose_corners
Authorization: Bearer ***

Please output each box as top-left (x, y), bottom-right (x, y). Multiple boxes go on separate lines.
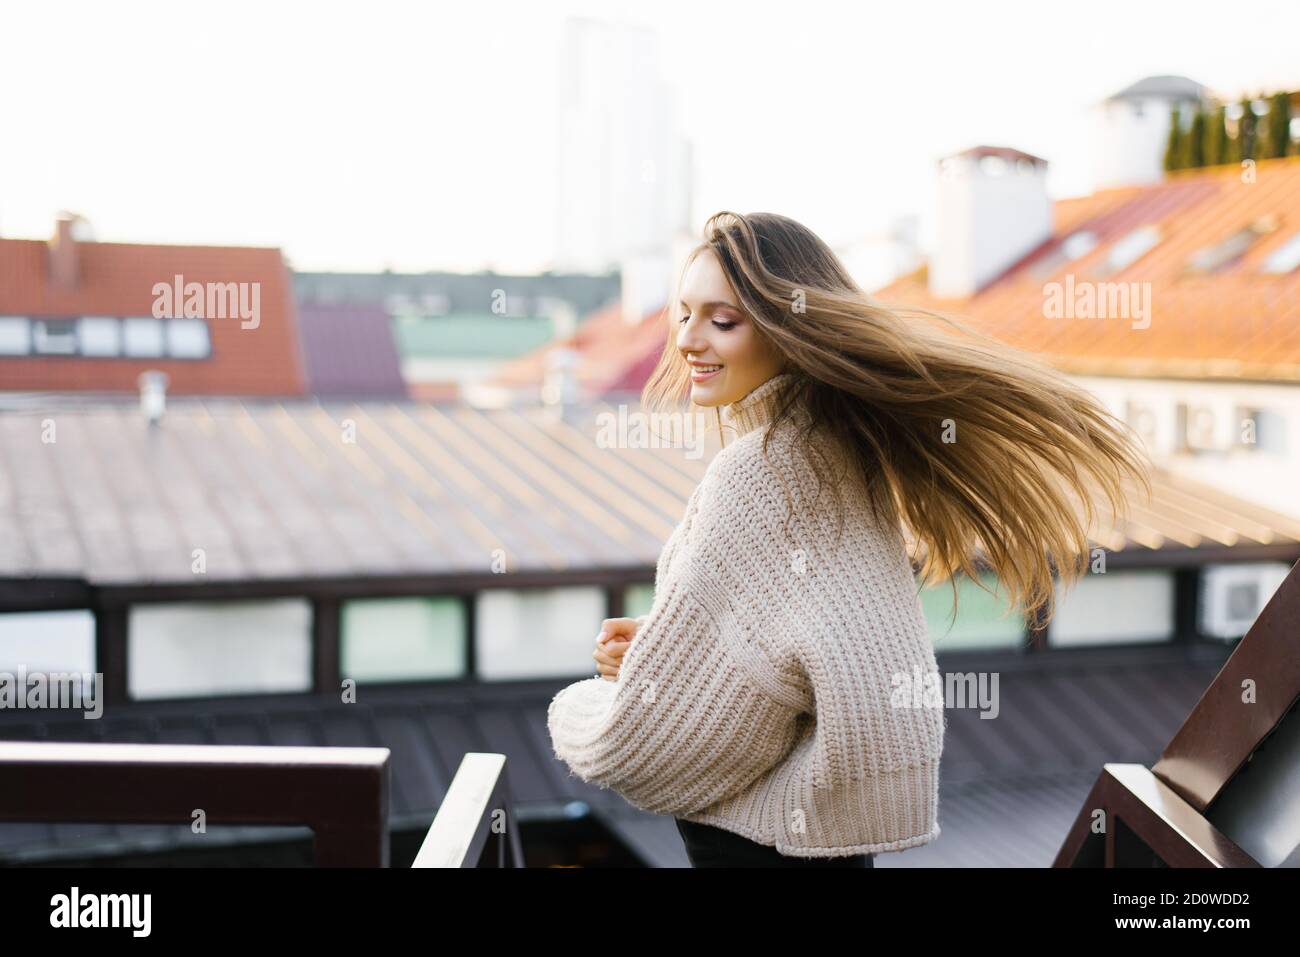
top-left (546, 372), bottom-right (945, 858)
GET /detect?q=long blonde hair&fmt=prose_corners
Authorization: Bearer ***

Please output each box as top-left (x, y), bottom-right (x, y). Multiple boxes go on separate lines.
top-left (643, 210), bottom-right (1153, 624)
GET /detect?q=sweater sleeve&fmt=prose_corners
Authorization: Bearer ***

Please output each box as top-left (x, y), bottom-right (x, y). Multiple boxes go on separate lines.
top-left (546, 444), bottom-right (811, 817)
top-left (546, 585), bottom-right (808, 816)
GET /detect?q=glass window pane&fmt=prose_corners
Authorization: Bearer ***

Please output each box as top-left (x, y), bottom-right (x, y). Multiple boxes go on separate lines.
top-left (78, 317), bottom-right (122, 357)
top-left (0, 317), bottom-right (31, 355)
top-left (475, 587), bottom-right (605, 679)
top-left (340, 597), bottom-right (466, 683)
top-left (123, 317), bottom-right (165, 357)
top-left (0, 609), bottom-right (95, 674)
top-left (623, 583), bottom-right (655, 619)
top-left (1050, 569), bottom-right (1174, 647)
top-left (32, 319), bottom-right (77, 355)
top-left (919, 572), bottom-right (1026, 652)
top-left (128, 599), bottom-right (311, 699)
top-left (166, 318), bottom-right (211, 358)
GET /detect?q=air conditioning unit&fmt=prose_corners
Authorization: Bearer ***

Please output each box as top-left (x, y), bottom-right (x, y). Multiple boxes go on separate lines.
top-left (1199, 563), bottom-right (1291, 640)
top-left (1178, 402), bottom-right (1221, 452)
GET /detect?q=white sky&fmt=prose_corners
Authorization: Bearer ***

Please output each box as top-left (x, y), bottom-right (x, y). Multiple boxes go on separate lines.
top-left (3, 0), bottom-right (1298, 273)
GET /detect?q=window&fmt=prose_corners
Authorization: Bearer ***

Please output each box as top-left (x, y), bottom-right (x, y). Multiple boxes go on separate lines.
top-left (166, 317), bottom-right (211, 358)
top-left (32, 319), bottom-right (78, 355)
top-left (623, 582), bottom-right (655, 619)
top-left (0, 609), bottom-right (95, 674)
top-left (0, 317), bottom-right (31, 355)
top-left (128, 599), bottom-right (312, 699)
top-left (1049, 569), bottom-right (1174, 647)
top-left (1261, 232), bottom-right (1300, 274)
top-left (78, 317), bottom-right (122, 356)
top-left (475, 586), bottom-right (606, 679)
top-left (1176, 401), bottom-right (1222, 453)
top-left (1235, 406), bottom-right (1286, 454)
top-left (918, 571), bottom-right (1027, 651)
top-left (122, 317), bottom-right (165, 357)
top-left (340, 596), bottom-right (466, 683)
top-left (1102, 225), bottom-right (1161, 274)
top-left (1031, 230), bottom-right (1100, 279)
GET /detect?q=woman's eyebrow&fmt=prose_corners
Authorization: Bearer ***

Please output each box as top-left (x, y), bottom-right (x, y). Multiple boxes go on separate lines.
top-left (679, 299), bottom-right (739, 311)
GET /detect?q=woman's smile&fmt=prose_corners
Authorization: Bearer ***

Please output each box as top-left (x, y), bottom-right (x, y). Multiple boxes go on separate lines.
top-left (690, 362), bottom-right (724, 382)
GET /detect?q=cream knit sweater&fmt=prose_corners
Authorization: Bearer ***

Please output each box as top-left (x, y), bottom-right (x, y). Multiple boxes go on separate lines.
top-left (547, 372), bottom-right (945, 858)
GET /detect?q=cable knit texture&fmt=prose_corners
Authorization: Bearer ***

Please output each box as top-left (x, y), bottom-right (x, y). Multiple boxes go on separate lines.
top-left (547, 372), bottom-right (945, 858)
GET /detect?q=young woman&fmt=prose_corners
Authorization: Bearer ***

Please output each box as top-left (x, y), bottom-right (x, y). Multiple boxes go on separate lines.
top-left (547, 211), bottom-right (1151, 868)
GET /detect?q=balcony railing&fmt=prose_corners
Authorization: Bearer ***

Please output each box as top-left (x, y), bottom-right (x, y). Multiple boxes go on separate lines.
top-left (0, 741), bottom-right (391, 866)
top-left (1055, 558), bottom-right (1299, 867)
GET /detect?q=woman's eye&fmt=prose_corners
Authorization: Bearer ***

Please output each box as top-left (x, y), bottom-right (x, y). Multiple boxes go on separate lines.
top-left (678, 313), bottom-right (736, 330)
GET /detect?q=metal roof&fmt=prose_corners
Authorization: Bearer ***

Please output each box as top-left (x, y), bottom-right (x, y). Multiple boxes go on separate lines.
top-left (296, 303), bottom-right (407, 398)
top-left (0, 398), bottom-right (1297, 587)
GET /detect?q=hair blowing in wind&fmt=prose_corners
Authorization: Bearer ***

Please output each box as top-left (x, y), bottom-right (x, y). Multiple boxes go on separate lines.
top-left (642, 210), bottom-right (1154, 625)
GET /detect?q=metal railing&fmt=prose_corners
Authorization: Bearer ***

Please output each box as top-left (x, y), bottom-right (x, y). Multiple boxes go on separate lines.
top-left (1055, 559), bottom-right (1299, 867)
top-left (411, 752), bottom-right (525, 868)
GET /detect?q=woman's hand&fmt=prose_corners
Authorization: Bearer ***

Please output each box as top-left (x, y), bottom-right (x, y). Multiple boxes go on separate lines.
top-left (592, 617), bottom-right (642, 681)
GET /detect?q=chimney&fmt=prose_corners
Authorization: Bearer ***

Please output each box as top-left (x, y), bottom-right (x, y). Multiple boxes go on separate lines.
top-left (929, 146), bottom-right (1052, 299)
top-left (1092, 75), bottom-right (1210, 190)
top-left (138, 370), bottom-right (169, 427)
top-left (49, 213), bottom-right (85, 289)
top-left (541, 345), bottom-right (581, 421)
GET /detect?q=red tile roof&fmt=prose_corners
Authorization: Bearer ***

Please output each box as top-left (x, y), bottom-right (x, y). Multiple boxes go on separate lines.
top-left (491, 299), bottom-right (669, 399)
top-left (0, 234), bottom-right (305, 395)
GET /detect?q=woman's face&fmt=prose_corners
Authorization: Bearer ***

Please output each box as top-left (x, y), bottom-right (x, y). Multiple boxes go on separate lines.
top-left (676, 249), bottom-right (784, 407)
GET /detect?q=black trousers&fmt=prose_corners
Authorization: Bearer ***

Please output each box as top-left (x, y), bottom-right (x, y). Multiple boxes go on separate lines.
top-left (674, 817), bottom-right (875, 868)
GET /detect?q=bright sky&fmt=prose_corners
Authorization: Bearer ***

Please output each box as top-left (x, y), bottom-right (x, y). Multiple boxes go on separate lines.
top-left (3, 0), bottom-right (1298, 273)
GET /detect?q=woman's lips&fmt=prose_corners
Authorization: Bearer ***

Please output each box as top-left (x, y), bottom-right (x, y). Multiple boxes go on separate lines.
top-left (691, 365), bottom-right (723, 382)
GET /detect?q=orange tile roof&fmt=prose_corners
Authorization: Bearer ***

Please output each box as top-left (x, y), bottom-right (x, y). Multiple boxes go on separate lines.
top-left (874, 156), bottom-right (1300, 381)
top-left (491, 299), bottom-right (668, 398)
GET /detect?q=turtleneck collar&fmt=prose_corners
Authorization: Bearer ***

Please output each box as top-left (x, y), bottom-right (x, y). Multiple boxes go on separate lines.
top-left (719, 372), bottom-right (799, 439)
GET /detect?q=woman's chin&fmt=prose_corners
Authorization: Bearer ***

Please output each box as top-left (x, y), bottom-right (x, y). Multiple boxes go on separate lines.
top-left (690, 375), bottom-right (726, 402)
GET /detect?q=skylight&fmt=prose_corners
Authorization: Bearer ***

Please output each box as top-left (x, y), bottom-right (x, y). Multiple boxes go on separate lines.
top-left (1186, 216), bottom-right (1280, 274)
top-left (1061, 230), bottom-right (1099, 260)
top-left (1261, 232), bottom-right (1300, 274)
top-left (1105, 225), bottom-right (1161, 273)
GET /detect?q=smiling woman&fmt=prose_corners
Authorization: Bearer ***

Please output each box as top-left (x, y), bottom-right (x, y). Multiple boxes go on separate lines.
top-left (676, 256), bottom-right (785, 410)
top-left (548, 209), bottom-right (1152, 867)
